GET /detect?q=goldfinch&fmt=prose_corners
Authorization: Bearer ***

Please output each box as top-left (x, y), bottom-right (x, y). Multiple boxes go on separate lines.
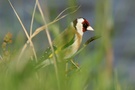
top-left (37, 17), bottom-right (94, 68)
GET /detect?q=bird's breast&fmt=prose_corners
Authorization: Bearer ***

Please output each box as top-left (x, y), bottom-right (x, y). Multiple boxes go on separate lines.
top-left (63, 33), bottom-right (82, 59)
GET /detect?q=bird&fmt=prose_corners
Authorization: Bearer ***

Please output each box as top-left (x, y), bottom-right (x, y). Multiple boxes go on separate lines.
top-left (36, 17), bottom-right (94, 68)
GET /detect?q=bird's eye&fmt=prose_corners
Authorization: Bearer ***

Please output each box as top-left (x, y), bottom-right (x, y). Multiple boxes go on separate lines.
top-left (83, 23), bottom-right (88, 28)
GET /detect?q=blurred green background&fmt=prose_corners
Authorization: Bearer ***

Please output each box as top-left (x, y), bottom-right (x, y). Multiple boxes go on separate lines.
top-left (0, 0), bottom-right (135, 90)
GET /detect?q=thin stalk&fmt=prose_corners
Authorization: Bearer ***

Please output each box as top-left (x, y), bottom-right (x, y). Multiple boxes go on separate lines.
top-left (8, 0), bottom-right (37, 63)
top-left (69, 35), bottom-right (101, 59)
top-left (30, 0), bottom-right (37, 37)
top-left (36, 1), bottom-right (60, 89)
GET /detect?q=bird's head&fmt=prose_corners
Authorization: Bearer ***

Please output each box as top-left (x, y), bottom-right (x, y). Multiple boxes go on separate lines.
top-left (72, 18), bottom-right (94, 35)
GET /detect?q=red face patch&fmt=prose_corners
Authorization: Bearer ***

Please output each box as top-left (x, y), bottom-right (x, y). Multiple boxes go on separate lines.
top-left (82, 19), bottom-right (90, 32)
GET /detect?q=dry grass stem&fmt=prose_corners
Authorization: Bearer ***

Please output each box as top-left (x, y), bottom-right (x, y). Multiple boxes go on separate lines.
top-left (19, 5), bottom-right (80, 63)
top-left (8, 0), bottom-right (37, 63)
top-left (37, 1), bottom-right (60, 89)
top-left (54, 5), bottom-right (81, 20)
top-left (30, 0), bottom-right (38, 36)
top-left (32, 5), bottom-right (80, 38)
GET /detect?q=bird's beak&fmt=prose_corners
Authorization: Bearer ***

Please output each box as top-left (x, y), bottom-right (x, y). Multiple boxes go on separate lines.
top-left (87, 26), bottom-right (94, 31)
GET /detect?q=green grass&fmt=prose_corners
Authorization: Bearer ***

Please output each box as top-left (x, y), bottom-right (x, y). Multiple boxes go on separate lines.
top-left (0, 0), bottom-right (130, 90)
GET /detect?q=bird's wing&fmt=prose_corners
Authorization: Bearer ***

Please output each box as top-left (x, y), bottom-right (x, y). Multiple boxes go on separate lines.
top-left (52, 25), bottom-right (76, 50)
top-left (37, 25), bottom-right (76, 68)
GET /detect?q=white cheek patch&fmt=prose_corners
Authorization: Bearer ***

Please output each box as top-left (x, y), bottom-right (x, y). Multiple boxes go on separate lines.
top-left (76, 18), bottom-right (84, 36)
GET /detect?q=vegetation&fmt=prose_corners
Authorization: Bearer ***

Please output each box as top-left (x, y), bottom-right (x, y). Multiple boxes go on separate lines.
top-left (0, 0), bottom-right (129, 90)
